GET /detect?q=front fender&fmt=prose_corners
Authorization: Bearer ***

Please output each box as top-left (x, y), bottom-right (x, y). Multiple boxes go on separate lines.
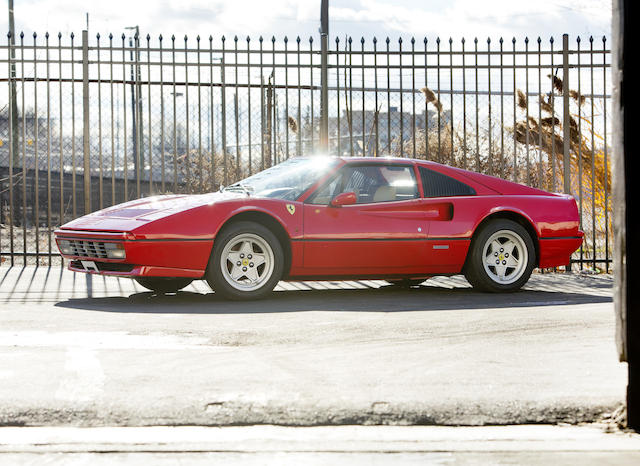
top-left (212, 201), bottom-right (303, 239)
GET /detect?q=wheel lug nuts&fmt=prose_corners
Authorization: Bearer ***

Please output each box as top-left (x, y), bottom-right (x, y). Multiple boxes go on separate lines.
top-left (242, 267), bottom-right (247, 272)
top-left (240, 254), bottom-right (245, 258)
top-left (505, 253), bottom-right (509, 257)
top-left (502, 260), bottom-right (506, 265)
top-left (496, 260), bottom-right (500, 264)
top-left (500, 248), bottom-right (504, 252)
top-left (494, 252), bottom-right (498, 256)
top-left (236, 261), bottom-right (241, 266)
top-left (249, 262), bottom-right (254, 267)
top-left (248, 254), bottom-right (252, 259)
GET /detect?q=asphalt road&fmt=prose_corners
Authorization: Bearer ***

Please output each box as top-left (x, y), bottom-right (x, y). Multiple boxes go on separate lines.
top-left (0, 266), bottom-right (625, 427)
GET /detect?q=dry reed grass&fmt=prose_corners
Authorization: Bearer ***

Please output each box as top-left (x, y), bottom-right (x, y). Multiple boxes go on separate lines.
top-left (420, 87), bottom-right (443, 113)
top-left (175, 149), bottom-right (240, 193)
top-left (288, 116), bottom-right (298, 134)
top-left (513, 75), bottom-right (611, 268)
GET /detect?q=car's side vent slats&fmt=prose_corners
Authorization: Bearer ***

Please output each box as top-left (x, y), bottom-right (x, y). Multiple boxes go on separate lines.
top-left (419, 167), bottom-right (477, 198)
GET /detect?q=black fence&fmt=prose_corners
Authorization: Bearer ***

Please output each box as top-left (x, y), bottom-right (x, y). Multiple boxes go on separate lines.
top-left (0, 31), bottom-right (610, 269)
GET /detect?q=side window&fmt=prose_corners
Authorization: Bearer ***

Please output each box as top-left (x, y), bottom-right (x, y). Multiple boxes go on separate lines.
top-left (307, 173), bottom-right (343, 205)
top-left (419, 167), bottom-right (476, 198)
top-left (343, 166), bottom-right (380, 203)
top-left (308, 164), bottom-right (418, 205)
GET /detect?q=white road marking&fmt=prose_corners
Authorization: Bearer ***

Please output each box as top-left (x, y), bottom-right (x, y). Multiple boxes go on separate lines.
top-left (55, 347), bottom-right (105, 403)
top-left (1, 331), bottom-right (210, 404)
top-left (0, 331), bottom-right (209, 350)
top-left (1, 425), bottom-right (640, 452)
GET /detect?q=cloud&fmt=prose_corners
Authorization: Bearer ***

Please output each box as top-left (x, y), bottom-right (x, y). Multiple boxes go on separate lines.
top-left (330, 0), bottom-right (610, 41)
top-left (2, 0), bottom-right (611, 43)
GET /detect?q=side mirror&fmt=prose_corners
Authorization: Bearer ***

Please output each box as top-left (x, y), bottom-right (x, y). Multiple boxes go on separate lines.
top-left (330, 191), bottom-right (357, 207)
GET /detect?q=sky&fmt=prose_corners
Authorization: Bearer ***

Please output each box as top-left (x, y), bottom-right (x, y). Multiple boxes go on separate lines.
top-left (2, 0), bottom-right (612, 44)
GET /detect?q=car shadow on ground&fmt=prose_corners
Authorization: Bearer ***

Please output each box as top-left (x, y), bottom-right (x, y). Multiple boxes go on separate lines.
top-left (54, 284), bottom-right (611, 315)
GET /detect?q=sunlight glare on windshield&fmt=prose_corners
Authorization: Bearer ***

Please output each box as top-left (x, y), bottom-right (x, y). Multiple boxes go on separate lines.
top-left (238, 156), bottom-right (340, 201)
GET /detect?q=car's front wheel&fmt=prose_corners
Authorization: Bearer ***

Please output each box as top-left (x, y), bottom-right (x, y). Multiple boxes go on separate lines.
top-left (134, 277), bottom-right (193, 294)
top-left (464, 219), bottom-right (535, 292)
top-left (206, 221), bottom-right (284, 300)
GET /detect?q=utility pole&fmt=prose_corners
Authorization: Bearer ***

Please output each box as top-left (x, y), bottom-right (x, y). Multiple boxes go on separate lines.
top-left (8, 0), bottom-right (19, 166)
top-left (319, 0), bottom-right (329, 152)
top-left (126, 25), bottom-right (143, 194)
top-left (265, 72), bottom-right (273, 168)
top-left (126, 27), bottom-right (138, 187)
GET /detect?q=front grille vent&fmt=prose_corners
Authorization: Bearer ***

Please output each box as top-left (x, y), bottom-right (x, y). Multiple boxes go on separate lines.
top-left (67, 240), bottom-right (108, 259)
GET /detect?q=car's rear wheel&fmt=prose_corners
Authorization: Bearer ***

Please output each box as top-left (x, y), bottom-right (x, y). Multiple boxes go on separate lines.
top-left (134, 277), bottom-right (193, 294)
top-left (464, 219), bottom-right (535, 292)
top-left (206, 221), bottom-right (284, 300)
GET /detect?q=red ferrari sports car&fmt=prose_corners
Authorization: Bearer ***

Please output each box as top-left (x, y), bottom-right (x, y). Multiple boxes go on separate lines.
top-left (55, 157), bottom-right (583, 299)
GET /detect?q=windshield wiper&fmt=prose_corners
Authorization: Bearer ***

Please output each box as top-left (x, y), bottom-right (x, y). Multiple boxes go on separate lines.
top-left (222, 183), bottom-right (253, 196)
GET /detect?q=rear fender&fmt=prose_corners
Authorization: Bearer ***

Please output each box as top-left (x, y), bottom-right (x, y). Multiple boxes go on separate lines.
top-left (469, 208), bottom-right (541, 267)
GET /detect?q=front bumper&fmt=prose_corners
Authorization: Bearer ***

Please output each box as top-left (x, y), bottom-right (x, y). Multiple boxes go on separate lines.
top-left (67, 260), bottom-right (205, 278)
top-left (55, 229), bottom-right (213, 278)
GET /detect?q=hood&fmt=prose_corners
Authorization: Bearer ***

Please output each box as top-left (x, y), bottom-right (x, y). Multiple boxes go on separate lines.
top-left (60, 191), bottom-right (244, 232)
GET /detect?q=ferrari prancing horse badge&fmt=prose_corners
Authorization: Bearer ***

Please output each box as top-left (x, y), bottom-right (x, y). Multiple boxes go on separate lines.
top-left (286, 204), bottom-right (296, 215)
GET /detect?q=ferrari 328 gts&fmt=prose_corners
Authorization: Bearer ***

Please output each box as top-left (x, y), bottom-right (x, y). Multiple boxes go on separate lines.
top-left (55, 157), bottom-right (583, 299)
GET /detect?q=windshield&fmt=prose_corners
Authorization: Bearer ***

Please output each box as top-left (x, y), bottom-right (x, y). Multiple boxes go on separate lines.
top-left (223, 157), bottom-right (340, 200)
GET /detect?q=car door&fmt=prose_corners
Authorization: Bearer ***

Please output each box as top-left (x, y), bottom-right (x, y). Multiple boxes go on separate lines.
top-left (301, 162), bottom-right (431, 275)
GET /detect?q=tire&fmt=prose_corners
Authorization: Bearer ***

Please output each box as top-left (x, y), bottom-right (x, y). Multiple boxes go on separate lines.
top-left (387, 278), bottom-right (426, 288)
top-left (464, 219), bottom-right (535, 292)
top-left (134, 277), bottom-right (193, 294)
top-left (206, 221), bottom-right (284, 300)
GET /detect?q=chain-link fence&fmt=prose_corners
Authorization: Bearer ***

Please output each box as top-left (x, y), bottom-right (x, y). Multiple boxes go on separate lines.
top-left (0, 31), bottom-right (610, 269)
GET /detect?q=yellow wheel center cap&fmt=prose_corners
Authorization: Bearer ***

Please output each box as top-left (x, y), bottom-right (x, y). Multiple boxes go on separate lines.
top-left (499, 254), bottom-right (504, 261)
top-left (242, 259), bottom-right (249, 266)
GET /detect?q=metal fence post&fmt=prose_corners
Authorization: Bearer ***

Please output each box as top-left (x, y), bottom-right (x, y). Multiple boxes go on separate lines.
top-left (562, 33), bottom-right (571, 195)
top-left (319, 0), bottom-right (329, 152)
top-left (82, 30), bottom-right (91, 214)
top-left (8, 1), bottom-right (19, 167)
top-left (6, 30), bottom-right (16, 266)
